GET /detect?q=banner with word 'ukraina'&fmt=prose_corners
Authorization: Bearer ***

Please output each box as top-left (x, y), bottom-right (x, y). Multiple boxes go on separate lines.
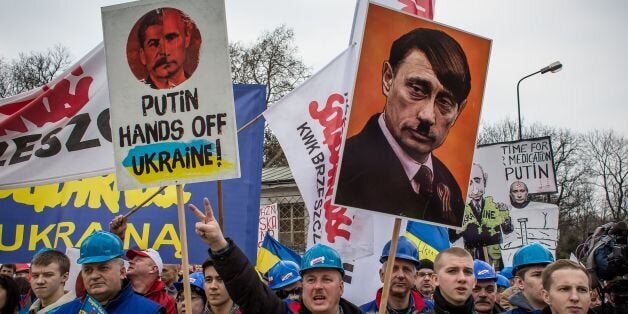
top-left (264, 47), bottom-right (375, 260)
top-left (0, 44), bottom-right (112, 189)
top-left (452, 136), bottom-right (559, 269)
top-left (0, 84), bottom-right (265, 264)
top-left (102, 0), bottom-right (238, 190)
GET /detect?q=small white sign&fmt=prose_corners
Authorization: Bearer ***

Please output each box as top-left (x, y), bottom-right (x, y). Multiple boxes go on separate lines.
top-left (258, 203), bottom-right (279, 248)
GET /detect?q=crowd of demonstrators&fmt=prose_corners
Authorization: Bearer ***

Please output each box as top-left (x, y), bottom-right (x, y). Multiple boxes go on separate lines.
top-left (472, 259), bottom-right (504, 314)
top-left (56, 231), bottom-right (164, 313)
top-left (360, 236), bottom-right (430, 313)
top-left (415, 259), bottom-right (436, 302)
top-left (190, 197), bottom-right (363, 313)
top-left (1, 207), bottom-right (621, 314)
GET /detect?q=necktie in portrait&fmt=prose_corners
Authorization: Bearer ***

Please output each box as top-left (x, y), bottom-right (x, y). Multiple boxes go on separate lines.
top-left (414, 166), bottom-right (433, 196)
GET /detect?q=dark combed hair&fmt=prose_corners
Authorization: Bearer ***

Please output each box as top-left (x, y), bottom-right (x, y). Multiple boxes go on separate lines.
top-left (138, 9), bottom-right (164, 48)
top-left (31, 249), bottom-right (71, 275)
top-left (201, 256), bottom-right (214, 273)
top-left (388, 28), bottom-right (471, 106)
top-left (0, 275), bottom-right (20, 314)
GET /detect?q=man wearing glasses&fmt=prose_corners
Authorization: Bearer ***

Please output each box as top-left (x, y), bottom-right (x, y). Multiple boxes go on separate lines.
top-left (415, 259), bottom-right (436, 302)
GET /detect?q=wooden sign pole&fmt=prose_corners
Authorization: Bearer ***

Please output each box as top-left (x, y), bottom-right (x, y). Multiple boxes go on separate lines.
top-left (176, 184), bottom-right (193, 313)
top-left (217, 180), bottom-right (225, 230)
top-left (378, 218), bottom-right (402, 314)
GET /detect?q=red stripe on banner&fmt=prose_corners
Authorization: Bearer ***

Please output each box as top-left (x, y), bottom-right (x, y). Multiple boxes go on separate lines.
top-left (0, 97), bottom-right (36, 117)
top-left (0, 65), bottom-right (93, 136)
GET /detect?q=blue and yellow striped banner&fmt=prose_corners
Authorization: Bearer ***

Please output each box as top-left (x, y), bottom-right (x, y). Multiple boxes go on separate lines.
top-left (405, 221), bottom-right (450, 261)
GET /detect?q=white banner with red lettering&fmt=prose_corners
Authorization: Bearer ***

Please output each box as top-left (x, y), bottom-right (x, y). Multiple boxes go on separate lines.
top-left (264, 47), bottom-right (377, 260)
top-left (0, 44), bottom-right (113, 188)
top-left (263, 46), bottom-right (404, 305)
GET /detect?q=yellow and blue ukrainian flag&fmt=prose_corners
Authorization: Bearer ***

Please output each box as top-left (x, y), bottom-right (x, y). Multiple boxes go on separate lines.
top-left (255, 232), bottom-right (302, 275)
top-left (405, 221), bottom-right (450, 261)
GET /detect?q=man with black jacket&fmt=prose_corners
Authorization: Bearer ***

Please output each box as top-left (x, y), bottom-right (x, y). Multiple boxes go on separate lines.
top-left (190, 197), bottom-right (363, 314)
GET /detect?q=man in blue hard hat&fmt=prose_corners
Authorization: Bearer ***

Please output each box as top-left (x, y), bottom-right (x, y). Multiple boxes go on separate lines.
top-left (502, 242), bottom-right (555, 314)
top-left (174, 271), bottom-right (210, 314)
top-left (472, 259), bottom-right (504, 314)
top-left (268, 261), bottom-right (302, 301)
top-left (360, 236), bottom-right (429, 313)
top-left (495, 274), bottom-right (510, 307)
top-left (57, 231), bottom-right (164, 313)
top-left (500, 266), bottom-right (514, 286)
top-left (190, 197), bottom-right (362, 313)
top-left (498, 266), bottom-right (519, 310)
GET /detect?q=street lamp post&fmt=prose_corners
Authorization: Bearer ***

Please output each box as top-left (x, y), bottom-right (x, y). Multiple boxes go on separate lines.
top-left (516, 61), bottom-right (563, 140)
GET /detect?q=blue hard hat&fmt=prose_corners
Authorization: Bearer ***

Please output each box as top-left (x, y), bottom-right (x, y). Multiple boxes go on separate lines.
top-left (500, 266), bottom-right (514, 280)
top-left (496, 274), bottom-right (510, 288)
top-left (268, 260), bottom-right (301, 290)
top-left (512, 242), bottom-right (554, 274)
top-left (380, 236), bottom-right (420, 267)
top-left (473, 259), bottom-right (497, 281)
top-left (174, 272), bottom-right (205, 292)
top-left (77, 231), bottom-right (124, 264)
top-left (300, 244), bottom-right (343, 275)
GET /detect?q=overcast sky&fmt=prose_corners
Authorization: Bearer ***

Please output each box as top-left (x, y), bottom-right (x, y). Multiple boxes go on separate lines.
top-left (1, 0), bottom-right (626, 136)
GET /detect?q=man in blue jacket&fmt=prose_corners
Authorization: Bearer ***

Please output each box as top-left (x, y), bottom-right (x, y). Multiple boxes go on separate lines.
top-left (57, 231), bottom-right (164, 313)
